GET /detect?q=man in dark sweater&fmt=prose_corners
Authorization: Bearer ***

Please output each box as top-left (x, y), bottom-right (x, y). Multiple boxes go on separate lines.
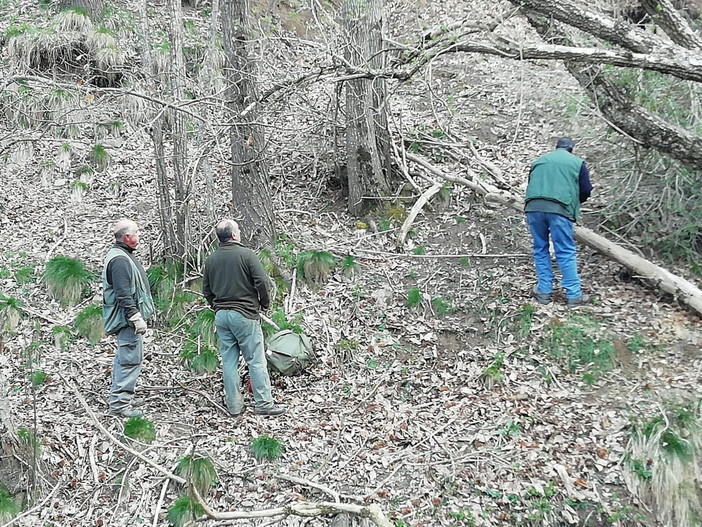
top-left (525, 137), bottom-right (592, 307)
top-left (102, 219), bottom-right (155, 418)
top-left (203, 219), bottom-right (285, 417)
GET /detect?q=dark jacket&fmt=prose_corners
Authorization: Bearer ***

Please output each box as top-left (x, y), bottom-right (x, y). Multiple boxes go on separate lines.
top-left (202, 241), bottom-right (270, 319)
top-left (525, 148), bottom-right (593, 221)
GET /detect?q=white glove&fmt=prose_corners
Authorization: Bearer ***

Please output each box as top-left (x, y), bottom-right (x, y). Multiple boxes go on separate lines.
top-left (129, 313), bottom-right (148, 335)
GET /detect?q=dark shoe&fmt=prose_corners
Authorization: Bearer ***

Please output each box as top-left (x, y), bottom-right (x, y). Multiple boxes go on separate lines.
top-left (254, 405), bottom-right (286, 416)
top-left (229, 409), bottom-right (245, 418)
top-left (566, 294), bottom-right (590, 307)
top-left (531, 285), bottom-right (552, 305)
top-left (130, 397), bottom-right (146, 408)
top-left (108, 406), bottom-right (143, 418)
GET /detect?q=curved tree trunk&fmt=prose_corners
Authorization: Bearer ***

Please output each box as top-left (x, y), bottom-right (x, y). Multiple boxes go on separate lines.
top-left (342, 0), bottom-right (391, 216)
top-left (221, 0), bottom-right (275, 249)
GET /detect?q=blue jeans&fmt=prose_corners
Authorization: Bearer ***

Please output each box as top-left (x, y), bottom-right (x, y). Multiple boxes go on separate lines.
top-left (527, 212), bottom-right (583, 299)
top-left (108, 325), bottom-right (143, 411)
top-left (215, 310), bottom-right (274, 414)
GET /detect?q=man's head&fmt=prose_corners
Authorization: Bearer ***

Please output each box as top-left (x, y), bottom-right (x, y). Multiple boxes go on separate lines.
top-left (113, 219), bottom-right (140, 249)
top-left (556, 137), bottom-right (576, 153)
top-left (215, 219), bottom-right (241, 243)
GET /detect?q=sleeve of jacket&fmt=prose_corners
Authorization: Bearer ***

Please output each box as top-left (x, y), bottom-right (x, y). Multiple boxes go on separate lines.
top-left (107, 257), bottom-right (139, 319)
top-left (579, 162), bottom-right (593, 203)
top-left (249, 253), bottom-right (270, 310)
top-left (202, 261), bottom-right (214, 308)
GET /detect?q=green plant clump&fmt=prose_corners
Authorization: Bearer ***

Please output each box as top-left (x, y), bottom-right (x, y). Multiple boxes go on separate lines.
top-left (175, 455), bottom-right (217, 497)
top-left (167, 495), bottom-right (204, 527)
top-left (296, 250), bottom-right (336, 286)
top-left (0, 486), bottom-right (20, 523)
top-left (44, 256), bottom-right (94, 307)
top-left (405, 287), bottom-right (421, 308)
top-left (0, 293), bottom-right (23, 334)
top-left (75, 303), bottom-right (104, 344)
top-left (180, 344), bottom-right (219, 374)
top-left (261, 308), bottom-right (303, 338)
top-left (250, 434), bottom-right (283, 461)
top-left (123, 416), bottom-right (156, 443)
top-left (29, 370), bottom-right (48, 387)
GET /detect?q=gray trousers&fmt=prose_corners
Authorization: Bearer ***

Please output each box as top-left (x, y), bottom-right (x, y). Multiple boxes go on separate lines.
top-left (108, 325), bottom-right (143, 411)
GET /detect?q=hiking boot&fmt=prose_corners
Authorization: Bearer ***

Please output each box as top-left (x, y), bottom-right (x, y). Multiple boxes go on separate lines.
top-left (531, 285), bottom-right (552, 305)
top-left (229, 408), bottom-right (245, 418)
top-left (254, 405), bottom-right (286, 416)
top-left (108, 406), bottom-right (143, 418)
top-left (130, 397), bottom-right (146, 408)
top-left (566, 294), bottom-right (590, 308)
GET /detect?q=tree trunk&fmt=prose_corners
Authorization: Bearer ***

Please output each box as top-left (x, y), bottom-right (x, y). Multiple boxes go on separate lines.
top-left (221, 0), bottom-right (275, 249)
top-left (342, 0), bottom-right (390, 216)
top-left (58, 0), bottom-right (103, 18)
top-left (405, 152), bottom-right (702, 318)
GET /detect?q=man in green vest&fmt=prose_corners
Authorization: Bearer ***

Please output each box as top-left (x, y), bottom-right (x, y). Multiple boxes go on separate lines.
top-left (525, 138), bottom-right (593, 307)
top-left (102, 219), bottom-right (155, 418)
top-left (203, 219), bottom-right (285, 417)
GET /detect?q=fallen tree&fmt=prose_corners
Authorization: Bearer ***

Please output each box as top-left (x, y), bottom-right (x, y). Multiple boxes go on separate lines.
top-left (404, 152), bottom-right (702, 317)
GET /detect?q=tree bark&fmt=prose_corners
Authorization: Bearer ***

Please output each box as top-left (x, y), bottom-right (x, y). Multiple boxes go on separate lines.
top-left (221, 0), bottom-right (275, 249)
top-left (58, 0), bottom-right (103, 18)
top-left (405, 152), bottom-right (702, 318)
top-left (640, 0), bottom-right (702, 50)
top-left (342, 0), bottom-right (391, 216)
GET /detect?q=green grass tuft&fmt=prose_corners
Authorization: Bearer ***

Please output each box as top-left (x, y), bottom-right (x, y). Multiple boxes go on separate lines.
top-left (190, 309), bottom-right (216, 348)
top-left (29, 370), bottom-right (48, 387)
top-left (44, 256), bottom-right (94, 307)
top-left (123, 416), bottom-right (156, 443)
top-left (52, 325), bottom-right (74, 352)
top-left (296, 250), bottom-right (336, 286)
top-left (0, 486), bottom-right (20, 523)
top-left (250, 435), bottom-right (283, 462)
top-left (341, 255), bottom-right (358, 276)
top-left (0, 293), bottom-right (23, 334)
top-left (75, 303), bottom-right (104, 344)
top-left (175, 455), bottom-right (217, 497)
top-left (180, 345), bottom-right (219, 374)
top-left (89, 143), bottom-right (110, 170)
top-left (167, 495), bottom-right (204, 527)
top-left (431, 296), bottom-right (453, 317)
top-left (412, 245), bottom-right (426, 255)
top-left (261, 308), bottom-right (303, 338)
top-left (405, 287), bottom-right (421, 308)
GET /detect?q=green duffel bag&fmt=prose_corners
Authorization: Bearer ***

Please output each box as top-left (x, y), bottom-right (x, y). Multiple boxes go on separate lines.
top-left (265, 330), bottom-right (315, 376)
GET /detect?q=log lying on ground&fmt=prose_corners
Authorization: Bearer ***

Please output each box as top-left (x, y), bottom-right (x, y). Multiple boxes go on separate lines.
top-left (405, 152), bottom-right (702, 317)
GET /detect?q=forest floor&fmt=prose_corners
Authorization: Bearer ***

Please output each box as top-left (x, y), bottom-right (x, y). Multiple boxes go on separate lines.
top-left (1, 0), bottom-right (701, 526)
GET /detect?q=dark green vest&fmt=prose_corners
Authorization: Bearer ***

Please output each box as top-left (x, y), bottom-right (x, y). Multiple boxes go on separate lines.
top-left (102, 248), bottom-right (155, 335)
top-left (525, 149), bottom-right (583, 221)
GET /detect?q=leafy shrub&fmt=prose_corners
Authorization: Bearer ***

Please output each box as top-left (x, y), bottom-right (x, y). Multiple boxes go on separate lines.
top-left (123, 416), bottom-right (156, 443)
top-left (29, 370), bottom-right (48, 387)
top-left (75, 303), bottom-right (104, 344)
top-left (44, 256), bottom-right (94, 307)
top-left (250, 435), bottom-right (283, 461)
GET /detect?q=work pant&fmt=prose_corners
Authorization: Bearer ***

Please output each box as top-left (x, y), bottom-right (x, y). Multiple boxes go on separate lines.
top-left (214, 310), bottom-right (274, 415)
top-left (527, 211), bottom-right (583, 299)
top-left (108, 325), bottom-right (143, 411)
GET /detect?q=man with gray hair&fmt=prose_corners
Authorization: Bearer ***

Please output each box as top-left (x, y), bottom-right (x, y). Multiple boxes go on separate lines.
top-left (203, 219), bottom-right (285, 417)
top-left (102, 219), bottom-right (155, 418)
